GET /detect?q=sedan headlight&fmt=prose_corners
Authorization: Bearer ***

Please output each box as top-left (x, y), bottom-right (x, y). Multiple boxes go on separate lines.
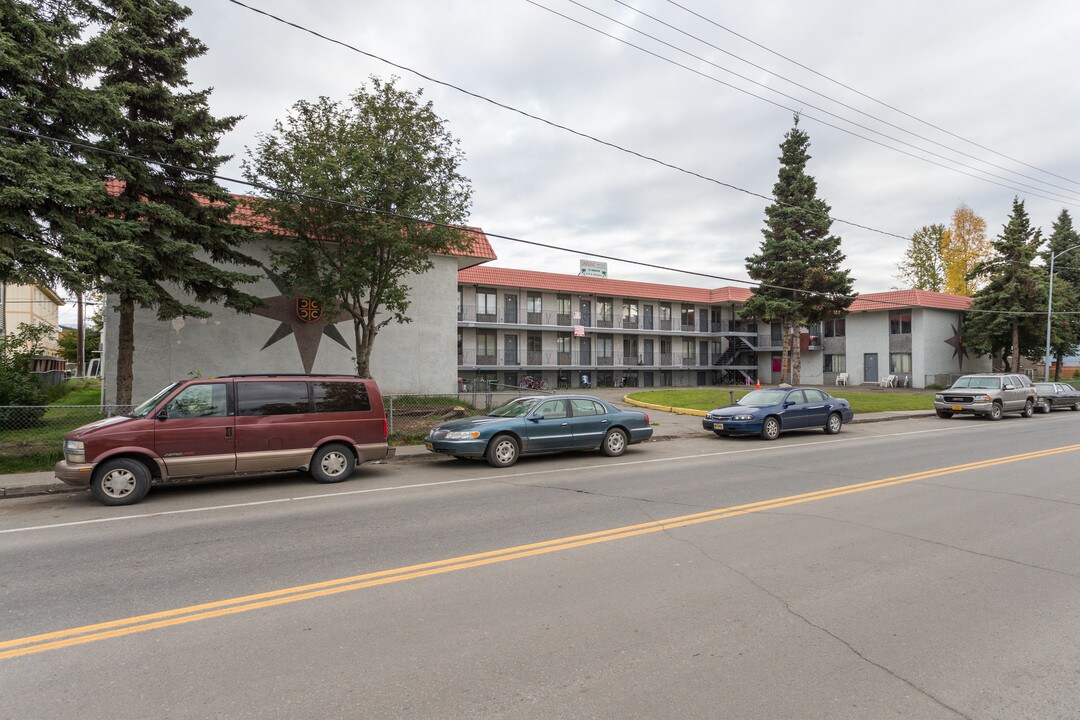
top-left (732, 414), bottom-right (755, 421)
top-left (64, 440), bottom-right (85, 464)
top-left (446, 431), bottom-right (481, 440)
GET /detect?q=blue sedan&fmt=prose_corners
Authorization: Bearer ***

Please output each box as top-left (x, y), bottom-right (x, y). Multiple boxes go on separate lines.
top-left (425, 395), bottom-right (653, 467)
top-left (702, 386), bottom-right (854, 440)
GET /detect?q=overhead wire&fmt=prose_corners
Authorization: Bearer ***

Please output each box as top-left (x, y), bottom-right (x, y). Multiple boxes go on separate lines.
top-left (605, 0), bottom-right (1080, 198)
top-left (1, 124), bottom-right (1067, 317)
top-left (661, 0), bottom-right (1080, 189)
top-left (221, 0), bottom-right (908, 240)
top-left (525, 0), bottom-right (1080, 207)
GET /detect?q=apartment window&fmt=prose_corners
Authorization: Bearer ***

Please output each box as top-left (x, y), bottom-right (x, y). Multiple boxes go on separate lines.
top-left (458, 288), bottom-right (463, 320)
top-left (557, 294), bottom-right (572, 325)
top-left (659, 303), bottom-right (672, 321)
top-left (556, 332), bottom-right (572, 364)
top-left (527, 293), bottom-right (542, 313)
top-left (476, 288), bottom-right (497, 317)
top-left (680, 304), bottom-right (695, 330)
top-left (622, 299), bottom-right (639, 328)
top-left (476, 330), bottom-right (497, 363)
top-left (597, 297), bottom-right (614, 327)
top-left (823, 318), bottom-right (846, 337)
top-left (889, 310), bottom-right (911, 335)
top-left (597, 334), bottom-right (614, 365)
top-left (682, 338), bottom-right (695, 365)
top-left (823, 354), bottom-right (846, 373)
top-left (890, 353), bottom-right (912, 374)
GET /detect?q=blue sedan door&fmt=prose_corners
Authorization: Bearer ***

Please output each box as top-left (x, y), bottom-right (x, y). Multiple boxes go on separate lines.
top-left (779, 390), bottom-right (809, 429)
top-left (525, 399), bottom-right (573, 452)
top-left (569, 398), bottom-right (611, 449)
top-left (801, 388), bottom-right (831, 428)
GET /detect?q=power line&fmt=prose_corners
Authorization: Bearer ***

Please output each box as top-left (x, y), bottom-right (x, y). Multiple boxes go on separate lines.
top-left (1, 124), bottom-right (1067, 317)
top-left (603, 0), bottom-right (1080, 199)
top-left (221, 0), bottom-right (909, 240)
top-left (662, 0), bottom-right (1080, 189)
top-left (525, 0), bottom-right (1080, 207)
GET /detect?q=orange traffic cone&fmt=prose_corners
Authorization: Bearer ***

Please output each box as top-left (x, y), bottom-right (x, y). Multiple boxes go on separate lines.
top-left (755, 379), bottom-right (761, 389)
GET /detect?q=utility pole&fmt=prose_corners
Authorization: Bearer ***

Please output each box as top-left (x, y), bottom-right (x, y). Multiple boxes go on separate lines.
top-left (77, 293), bottom-right (85, 377)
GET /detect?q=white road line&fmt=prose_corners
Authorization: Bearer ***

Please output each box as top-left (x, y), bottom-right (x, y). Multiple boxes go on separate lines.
top-left (0, 423), bottom-right (982, 535)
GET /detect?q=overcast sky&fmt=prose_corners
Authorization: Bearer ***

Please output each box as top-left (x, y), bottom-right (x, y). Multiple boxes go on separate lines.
top-left (60, 0), bottom-right (1080, 322)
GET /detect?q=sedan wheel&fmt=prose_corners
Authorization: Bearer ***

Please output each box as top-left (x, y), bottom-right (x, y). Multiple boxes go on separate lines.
top-left (1073, 402), bottom-right (1080, 412)
top-left (1040, 400), bottom-right (1052, 414)
top-left (601, 428), bottom-right (628, 457)
top-left (823, 412), bottom-right (842, 435)
top-left (486, 434), bottom-right (519, 468)
top-left (759, 416), bottom-right (781, 441)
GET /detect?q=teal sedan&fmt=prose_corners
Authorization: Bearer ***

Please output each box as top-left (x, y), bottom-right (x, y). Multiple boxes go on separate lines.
top-left (425, 395), bottom-right (653, 467)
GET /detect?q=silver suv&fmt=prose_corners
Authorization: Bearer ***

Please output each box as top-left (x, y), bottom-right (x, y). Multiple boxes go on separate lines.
top-left (934, 373), bottom-right (1037, 420)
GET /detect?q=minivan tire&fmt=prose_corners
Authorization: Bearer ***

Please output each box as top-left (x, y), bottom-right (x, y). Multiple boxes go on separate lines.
top-left (310, 443), bottom-right (355, 483)
top-left (91, 458), bottom-right (151, 506)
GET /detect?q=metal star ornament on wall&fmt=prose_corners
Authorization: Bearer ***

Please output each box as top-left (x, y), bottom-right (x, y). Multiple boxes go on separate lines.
top-left (251, 267), bottom-right (352, 373)
top-left (945, 322), bottom-right (968, 370)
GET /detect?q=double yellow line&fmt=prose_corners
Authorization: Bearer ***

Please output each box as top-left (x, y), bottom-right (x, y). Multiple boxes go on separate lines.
top-left (4, 442), bottom-right (1078, 661)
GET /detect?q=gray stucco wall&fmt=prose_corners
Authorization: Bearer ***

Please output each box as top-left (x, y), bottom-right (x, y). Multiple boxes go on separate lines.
top-left (102, 243), bottom-right (460, 404)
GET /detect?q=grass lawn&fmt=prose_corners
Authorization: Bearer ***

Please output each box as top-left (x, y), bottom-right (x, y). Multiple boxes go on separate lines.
top-left (0, 379), bottom-right (106, 474)
top-left (627, 388), bottom-right (934, 414)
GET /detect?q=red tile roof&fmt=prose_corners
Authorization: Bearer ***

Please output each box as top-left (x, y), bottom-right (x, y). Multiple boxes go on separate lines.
top-left (459, 266), bottom-right (973, 311)
top-left (847, 289), bottom-right (973, 312)
top-left (458, 266), bottom-right (752, 303)
top-left (103, 179), bottom-right (495, 261)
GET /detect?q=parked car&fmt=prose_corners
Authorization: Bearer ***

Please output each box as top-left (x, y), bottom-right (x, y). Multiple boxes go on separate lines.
top-left (702, 386), bottom-right (854, 440)
top-left (55, 374), bottom-right (393, 506)
top-left (933, 373), bottom-right (1036, 420)
top-left (424, 395), bottom-right (653, 467)
top-left (1033, 382), bottom-right (1080, 413)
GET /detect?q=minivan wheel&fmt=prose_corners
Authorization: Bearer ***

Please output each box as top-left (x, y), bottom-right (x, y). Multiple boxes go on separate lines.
top-left (1020, 399), bottom-right (1035, 418)
top-left (310, 443), bottom-right (355, 483)
top-left (989, 402), bottom-right (1003, 421)
top-left (760, 416), bottom-right (781, 441)
top-left (91, 458), bottom-right (151, 506)
top-left (601, 428), bottom-right (628, 457)
top-left (486, 434), bottom-right (519, 468)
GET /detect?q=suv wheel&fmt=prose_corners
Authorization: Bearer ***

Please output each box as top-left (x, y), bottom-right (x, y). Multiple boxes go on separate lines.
top-left (936, 410), bottom-right (953, 419)
top-left (988, 402), bottom-right (1003, 421)
top-left (1020, 399), bottom-right (1034, 418)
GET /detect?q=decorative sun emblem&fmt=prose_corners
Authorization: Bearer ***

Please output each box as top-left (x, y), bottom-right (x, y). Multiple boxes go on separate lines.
top-left (251, 266), bottom-right (352, 373)
top-left (945, 322), bottom-right (968, 369)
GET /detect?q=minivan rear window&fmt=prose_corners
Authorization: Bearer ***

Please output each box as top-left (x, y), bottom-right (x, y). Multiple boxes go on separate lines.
top-left (312, 381), bottom-right (371, 413)
top-left (237, 381), bottom-right (310, 416)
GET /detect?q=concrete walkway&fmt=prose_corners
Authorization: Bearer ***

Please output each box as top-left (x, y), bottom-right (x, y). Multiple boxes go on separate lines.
top-left (0, 388), bottom-right (933, 500)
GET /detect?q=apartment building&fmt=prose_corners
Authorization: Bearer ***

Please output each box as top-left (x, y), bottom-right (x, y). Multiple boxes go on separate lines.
top-left (456, 267), bottom-right (987, 390)
top-left (2, 283), bottom-right (66, 373)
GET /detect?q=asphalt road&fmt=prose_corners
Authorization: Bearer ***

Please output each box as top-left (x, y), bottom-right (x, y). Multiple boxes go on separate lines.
top-left (3, 412), bottom-right (1080, 719)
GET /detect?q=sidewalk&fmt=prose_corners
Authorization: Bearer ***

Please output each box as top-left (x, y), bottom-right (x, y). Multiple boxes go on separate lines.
top-left (0, 399), bottom-right (932, 500)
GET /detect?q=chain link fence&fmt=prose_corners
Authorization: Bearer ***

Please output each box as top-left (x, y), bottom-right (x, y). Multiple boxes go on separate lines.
top-left (0, 405), bottom-right (132, 468)
top-left (384, 391), bottom-right (531, 443)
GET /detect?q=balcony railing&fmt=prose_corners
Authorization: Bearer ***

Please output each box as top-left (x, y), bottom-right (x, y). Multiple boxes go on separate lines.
top-left (457, 349), bottom-right (723, 368)
top-left (459, 305), bottom-right (756, 333)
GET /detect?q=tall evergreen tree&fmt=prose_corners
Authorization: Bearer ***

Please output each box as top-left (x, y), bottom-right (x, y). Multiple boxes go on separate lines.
top-left (0, 0), bottom-right (118, 289)
top-left (896, 224), bottom-right (946, 291)
top-left (84, 0), bottom-right (261, 404)
top-left (966, 198), bottom-right (1045, 373)
top-left (1042, 209), bottom-right (1080, 379)
top-left (742, 114), bottom-right (853, 383)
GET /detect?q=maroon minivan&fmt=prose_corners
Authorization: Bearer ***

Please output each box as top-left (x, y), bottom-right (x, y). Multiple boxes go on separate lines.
top-left (55, 374), bottom-right (394, 506)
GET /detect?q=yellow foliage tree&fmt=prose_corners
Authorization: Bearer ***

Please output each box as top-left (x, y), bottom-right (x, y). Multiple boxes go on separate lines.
top-left (941, 203), bottom-right (989, 295)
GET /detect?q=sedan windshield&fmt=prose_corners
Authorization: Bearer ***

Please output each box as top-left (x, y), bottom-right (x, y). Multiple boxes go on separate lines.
top-left (129, 382), bottom-right (181, 417)
top-left (737, 389), bottom-right (788, 407)
top-left (488, 398), bottom-right (538, 418)
top-left (951, 376), bottom-right (1001, 390)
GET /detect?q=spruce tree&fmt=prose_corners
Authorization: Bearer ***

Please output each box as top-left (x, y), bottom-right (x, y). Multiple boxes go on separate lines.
top-left (742, 114), bottom-right (853, 383)
top-left (85, 0), bottom-right (261, 404)
top-left (1042, 209), bottom-right (1080, 379)
top-left (966, 198), bottom-right (1045, 372)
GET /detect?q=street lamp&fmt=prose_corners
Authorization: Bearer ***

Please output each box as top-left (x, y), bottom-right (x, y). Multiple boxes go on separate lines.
top-left (1043, 243), bottom-right (1080, 381)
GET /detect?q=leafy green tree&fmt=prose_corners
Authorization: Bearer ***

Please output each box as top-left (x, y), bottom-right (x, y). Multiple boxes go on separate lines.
top-left (896, 224), bottom-right (946, 291)
top-left (742, 114), bottom-right (854, 383)
top-left (965, 198), bottom-right (1045, 372)
top-left (1042, 209), bottom-right (1080, 379)
top-left (243, 77), bottom-right (473, 377)
top-left (0, 322), bottom-right (50, 424)
top-left (81, 0), bottom-right (262, 404)
top-left (58, 314), bottom-right (102, 366)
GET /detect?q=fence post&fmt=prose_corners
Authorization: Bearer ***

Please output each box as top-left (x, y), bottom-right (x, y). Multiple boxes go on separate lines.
top-left (388, 395), bottom-right (395, 436)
